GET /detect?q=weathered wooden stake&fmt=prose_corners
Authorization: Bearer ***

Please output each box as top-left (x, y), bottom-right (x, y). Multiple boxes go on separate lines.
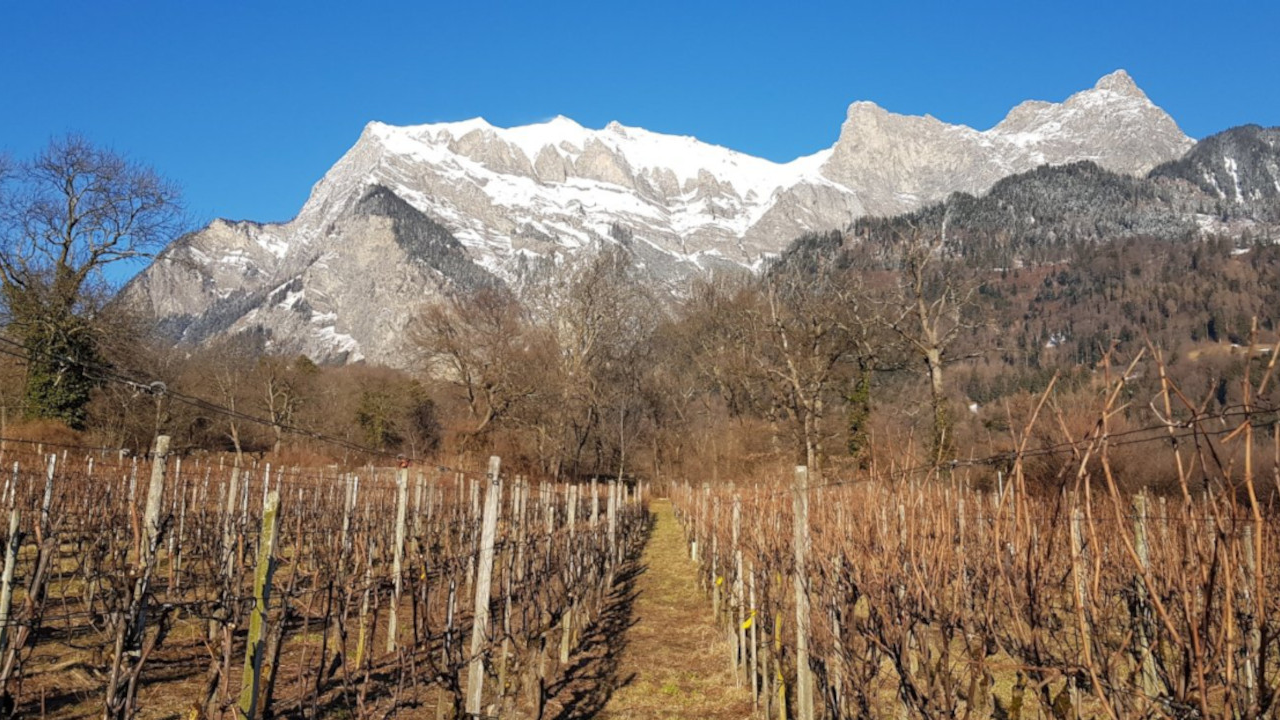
top-left (387, 467), bottom-right (409, 653)
top-left (792, 466), bottom-right (814, 720)
top-left (1242, 522), bottom-right (1260, 711)
top-left (607, 480), bottom-right (618, 566)
top-left (0, 479), bottom-right (19, 655)
top-left (733, 495), bottom-right (746, 686)
top-left (749, 566), bottom-right (759, 708)
top-left (590, 478), bottom-right (599, 527)
top-left (223, 463), bottom-right (242, 581)
top-left (130, 436), bottom-right (170, 648)
top-left (465, 456), bottom-right (501, 718)
top-left (1133, 493), bottom-right (1158, 702)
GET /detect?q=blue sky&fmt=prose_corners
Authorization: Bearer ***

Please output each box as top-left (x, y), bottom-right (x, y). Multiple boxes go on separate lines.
top-left (3, 0), bottom-right (1278, 252)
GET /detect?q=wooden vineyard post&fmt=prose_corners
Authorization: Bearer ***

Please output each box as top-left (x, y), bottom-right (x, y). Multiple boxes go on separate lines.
top-left (239, 491), bottom-right (281, 720)
top-left (468, 477), bottom-right (480, 593)
top-left (515, 477), bottom-right (527, 583)
top-left (1133, 493), bottom-right (1158, 703)
top-left (773, 609), bottom-right (786, 720)
top-left (749, 566), bottom-right (759, 709)
top-left (689, 484), bottom-right (699, 561)
top-left (168, 457), bottom-right (181, 587)
top-left (608, 480), bottom-right (618, 567)
top-left (591, 478), bottom-right (599, 527)
top-left (132, 436), bottom-right (170, 645)
top-left (792, 466), bottom-right (814, 720)
top-left (1069, 503), bottom-right (1092, 673)
top-left (223, 463), bottom-right (242, 582)
top-left (1241, 522), bottom-right (1260, 712)
top-left (41, 453), bottom-right (54, 538)
top-left (340, 474), bottom-right (355, 560)
top-left (387, 466), bottom-right (409, 653)
top-left (712, 496), bottom-right (721, 622)
top-left (561, 485), bottom-right (577, 665)
top-left (104, 437), bottom-right (172, 718)
top-left (0, 477), bottom-right (18, 655)
top-left (129, 457), bottom-right (139, 562)
top-left (466, 456), bottom-right (501, 718)
top-left (413, 471), bottom-right (425, 545)
top-left (733, 495), bottom-right (745, 686)
top-left (262, 463), bottom-right (271, 509)
top-left (567, 483), bottom-right (577, 537)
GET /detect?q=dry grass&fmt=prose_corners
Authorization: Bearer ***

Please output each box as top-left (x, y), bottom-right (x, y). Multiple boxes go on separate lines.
top-left (595, 499), bottom-right (752, 720)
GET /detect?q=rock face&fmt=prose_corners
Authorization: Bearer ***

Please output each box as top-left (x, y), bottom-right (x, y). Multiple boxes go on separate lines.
top-left (125, 70), bottom-right (1194, 366)
top-left (126, 186), bottom-right (502, 366)
top-left (820, 70), bottom-right (1194, 216)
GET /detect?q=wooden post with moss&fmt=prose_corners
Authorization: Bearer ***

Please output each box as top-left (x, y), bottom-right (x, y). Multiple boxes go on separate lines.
top-left (239, 491), bottom-right (281, 719)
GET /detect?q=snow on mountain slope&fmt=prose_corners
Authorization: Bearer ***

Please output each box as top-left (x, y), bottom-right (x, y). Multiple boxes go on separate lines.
top-left (1150, 124), bottom-right (1280, 220)
top-left (126, 70), bottom-right (1194, 367)
top-left (298, 114), bottom-right (854, 275)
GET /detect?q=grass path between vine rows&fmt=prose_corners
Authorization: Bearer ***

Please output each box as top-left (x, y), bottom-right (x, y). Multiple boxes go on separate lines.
top-left (593, 498), bottom-right (753, 720)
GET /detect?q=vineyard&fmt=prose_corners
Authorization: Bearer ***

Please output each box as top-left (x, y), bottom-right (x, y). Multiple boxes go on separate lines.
top-left (0, 355), bottom-right (1276, 719)
top-left (6, 16), bottom-right (1280, 720)
top-left (0, 444), bottom-right (648, 719)
top-left (673, 365), bottom-right (1280, 720)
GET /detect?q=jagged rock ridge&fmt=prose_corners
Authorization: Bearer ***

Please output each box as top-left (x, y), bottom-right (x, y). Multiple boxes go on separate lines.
top-left (821, 70), bottom-right (1194, 216)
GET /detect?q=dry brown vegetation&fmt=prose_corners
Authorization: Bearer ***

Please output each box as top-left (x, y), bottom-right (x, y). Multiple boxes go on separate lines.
top-left (674, 349), bottom-right (1280, 720)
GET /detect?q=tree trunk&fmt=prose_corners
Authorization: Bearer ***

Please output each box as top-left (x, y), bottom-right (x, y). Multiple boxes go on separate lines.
top-left (925, 346), bottom-right (950, 466)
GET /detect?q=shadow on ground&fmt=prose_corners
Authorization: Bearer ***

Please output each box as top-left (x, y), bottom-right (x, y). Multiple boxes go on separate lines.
top-left (542, 511), bottom-right (654, 720)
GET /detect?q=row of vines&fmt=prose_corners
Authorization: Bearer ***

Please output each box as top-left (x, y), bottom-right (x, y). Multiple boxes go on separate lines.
top-left (0, 440), bottom-right (648, 719)
top-left (676, 364), bottom-right (1280, 719)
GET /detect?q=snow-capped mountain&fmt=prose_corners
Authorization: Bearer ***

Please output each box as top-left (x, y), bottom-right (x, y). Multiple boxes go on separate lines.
top-left (125, 70), bottom-right (1193, 366)
top-left (299, 114), bottom-right (854, 274)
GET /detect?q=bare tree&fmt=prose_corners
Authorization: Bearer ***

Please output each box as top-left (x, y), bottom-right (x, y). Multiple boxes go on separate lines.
top-left (197, 334), bottom-right (265, 458)
top-left (881, 224), bottom-right (981, 467)
top-left (0, 135), bottom-right (183, 427)
top-left (255, 355), bottom-right (315, 453)
top-left (672, 256), bottom-right (883, 477)
top-left (752, 256), bottom-right (884, 476)
top-left (410, 288), bottom-right (546, 453)
top-left (532, 245), bottom-right (656, 478)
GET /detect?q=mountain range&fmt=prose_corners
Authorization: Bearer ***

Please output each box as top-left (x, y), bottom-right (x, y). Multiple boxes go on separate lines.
top-left (814, 123), bottom-right (1280, 272)
top-left (125, 70), bottom-right (1225, 366)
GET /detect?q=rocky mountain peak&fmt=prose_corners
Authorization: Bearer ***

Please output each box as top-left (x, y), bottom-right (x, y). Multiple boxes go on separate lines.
top-left (1092, 68), bottom-right (1144, 98)
top-left (820, 70), bottom-right (1192, 215)
top-left (844, 100), bottom-right (889, 119)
